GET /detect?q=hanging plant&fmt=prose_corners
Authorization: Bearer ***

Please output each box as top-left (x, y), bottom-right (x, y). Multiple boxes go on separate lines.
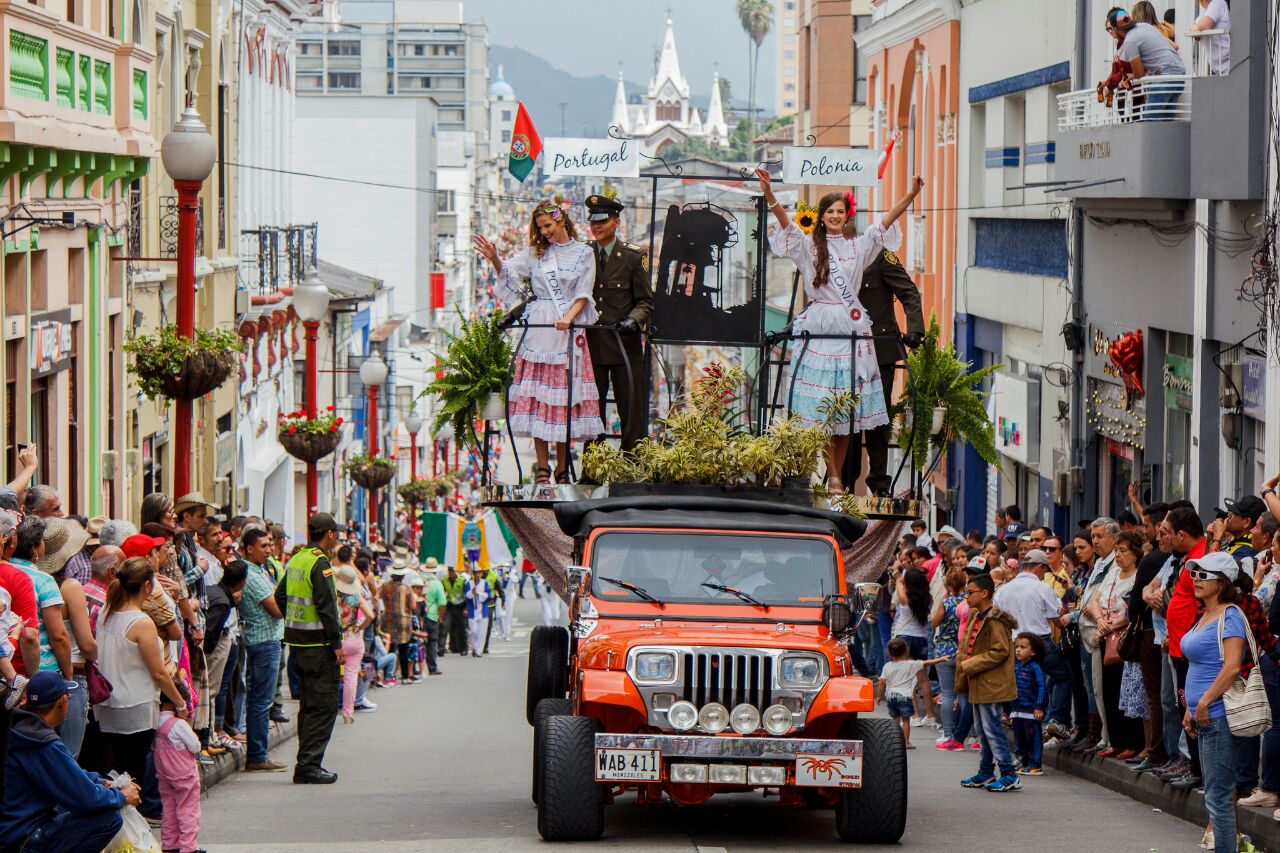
top-left (125, 326), bottom-right (244, 401)
top-left (397, 478), bottom-right (440, 506)
top-left (423, 309), bottom-right (514, 448)
top-left (344, 453), bottom-right (397, 491)
top-left (898, 313), bottom-right (1001, 470)
top-left (278, 406), bottom-right (344, 462)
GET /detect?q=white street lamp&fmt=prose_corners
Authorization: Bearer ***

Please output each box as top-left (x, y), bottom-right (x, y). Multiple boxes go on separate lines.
top-left (161, 104), bottom-right (218, 183)
top-left (359, 350), bottom-right (388, 387)
top-left (293, 268), bottom-right (331, 323)
top-left (404, 410), bottom-right (423, 435)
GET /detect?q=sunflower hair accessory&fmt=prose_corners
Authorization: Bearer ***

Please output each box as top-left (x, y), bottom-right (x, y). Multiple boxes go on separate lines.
top-left (794, 200), bottom-right (818, 235)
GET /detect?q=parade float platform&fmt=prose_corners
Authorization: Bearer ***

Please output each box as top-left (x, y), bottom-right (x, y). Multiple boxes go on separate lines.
top-left (483, 483), bottom-right (920, 601)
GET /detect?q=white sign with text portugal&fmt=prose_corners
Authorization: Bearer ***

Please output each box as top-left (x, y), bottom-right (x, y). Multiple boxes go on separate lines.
top-left (544, 137), bottom-right (639, 179)
top-left (782, 147), bottom-right (879, 187)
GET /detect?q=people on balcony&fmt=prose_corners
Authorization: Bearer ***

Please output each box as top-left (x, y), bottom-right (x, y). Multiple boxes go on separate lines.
top-left (1132, 2), bottom-right (1178, 49)
top-left (473, 199), bottom-right (604, 485)
top-left (1112, 8), bottom-right (1187, 120)
top-left (1190, 0), bottom-right (1230, 76)
top-left (756, 164), bottom-right (923, 496)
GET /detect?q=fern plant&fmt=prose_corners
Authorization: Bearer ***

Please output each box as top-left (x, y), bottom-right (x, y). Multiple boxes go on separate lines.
top-left (899, 313), bottom-right (1001, 470)
top-left (423, 310), bottom-right (514, 448)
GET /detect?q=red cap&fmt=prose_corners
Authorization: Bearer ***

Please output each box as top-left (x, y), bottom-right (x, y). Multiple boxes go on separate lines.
top-left (121, 534), bottom-right (166, 559)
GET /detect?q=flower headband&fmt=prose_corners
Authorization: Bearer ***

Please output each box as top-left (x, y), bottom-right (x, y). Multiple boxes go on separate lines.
top-left (844, 191), bottom-right (857, 217)
top-left (537, 194), bottom-right (573, 221)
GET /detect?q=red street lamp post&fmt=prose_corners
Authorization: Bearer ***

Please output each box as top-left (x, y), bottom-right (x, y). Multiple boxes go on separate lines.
top-left (160, 103), bottom-right (217, 496)
top-left (404, 408), bottom-right (422, 544)
top-left (293, 269), bottom-right (331, 515)
top-left (360, 351), bottom-right (388, 539)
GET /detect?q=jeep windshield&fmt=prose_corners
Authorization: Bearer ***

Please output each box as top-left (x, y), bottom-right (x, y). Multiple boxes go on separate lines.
top-left (589, 531), bottom-right (837, 607)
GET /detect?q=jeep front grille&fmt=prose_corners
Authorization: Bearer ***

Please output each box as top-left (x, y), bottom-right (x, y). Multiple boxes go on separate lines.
top-left (681, 651), bottom-right (773, 708)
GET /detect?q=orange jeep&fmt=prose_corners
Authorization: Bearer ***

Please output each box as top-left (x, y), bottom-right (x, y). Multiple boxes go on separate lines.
top-left (526, 496), bottom-right (907, 843)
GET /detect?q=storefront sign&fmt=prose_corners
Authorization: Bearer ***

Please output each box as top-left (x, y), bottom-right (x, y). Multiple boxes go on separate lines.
top-left (1242, 355), bottom-right (1266, 420)
top-left (782, 147), bottom-right (880, 186)
top-left (1088, 325), bottom-right (1125, 383)
top-left (1087, 377), bottom-right (1146, 449)
top-left (543, 137), bottom-right (639, 178)
top-left (1162, 354), bottom-right (1193, 412)
top-left (992, 372), bottom-right (1040, 466)
top-left (29, 310), bottom-right (72, 378)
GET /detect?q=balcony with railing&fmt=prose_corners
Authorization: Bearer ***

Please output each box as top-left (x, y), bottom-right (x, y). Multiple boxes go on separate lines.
top-left (239, 224), bottom-right (319, 305)
top-left (1053, 0), bottom-right (1265, 202)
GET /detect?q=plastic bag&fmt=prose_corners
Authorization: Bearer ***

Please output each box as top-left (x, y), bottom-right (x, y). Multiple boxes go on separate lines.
top-left (102, 774), bottom-right (162, 853)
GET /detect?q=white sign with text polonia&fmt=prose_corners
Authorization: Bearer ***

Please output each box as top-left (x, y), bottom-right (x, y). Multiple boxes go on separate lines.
top-left (544, 137), bottom-right (639, 179)
top-left (782, 147), bottom-right (879, 186)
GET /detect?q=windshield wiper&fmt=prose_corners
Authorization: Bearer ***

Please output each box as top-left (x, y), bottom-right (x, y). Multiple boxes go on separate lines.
top-left (701, 581), bottom-right (770, 610)
top-left (598, 576), bottom-right (663, 605)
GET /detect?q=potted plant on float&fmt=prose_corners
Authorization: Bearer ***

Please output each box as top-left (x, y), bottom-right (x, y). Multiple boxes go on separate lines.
top-left (898, 313), bottom-right (1001, 470)
top-left (424, 310), bottom-right (513, 448)
top-left (124, 326), bottom-right (244, 401)
top-left (344, 454), bottom-right (397, 491)
top-left (278, 406), bottom-right (344, 462)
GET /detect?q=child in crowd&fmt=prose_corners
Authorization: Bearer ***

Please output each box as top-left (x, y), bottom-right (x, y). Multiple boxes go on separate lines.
top-left (1011, 633), bottom-right (1048, 776)
top-left (155, 682), bottom-right (203, 853)
top-left (879, 638), bottom-right (947, 749)
top-left (0, 587), bottom-right (28, 711)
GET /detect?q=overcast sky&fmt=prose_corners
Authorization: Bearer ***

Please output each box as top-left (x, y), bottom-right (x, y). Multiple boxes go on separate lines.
top-left (464, 0), bottom-right (777, 100)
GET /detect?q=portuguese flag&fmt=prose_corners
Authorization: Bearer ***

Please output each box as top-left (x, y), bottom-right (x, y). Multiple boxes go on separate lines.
top-left (508, 102), bottom-right (542, 183)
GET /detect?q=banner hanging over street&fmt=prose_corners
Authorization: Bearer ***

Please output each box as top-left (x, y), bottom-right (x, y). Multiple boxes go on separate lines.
top-left (782, 147), bottom-right (880, 186)
top-left (543, 137), bottom-right (640, 179)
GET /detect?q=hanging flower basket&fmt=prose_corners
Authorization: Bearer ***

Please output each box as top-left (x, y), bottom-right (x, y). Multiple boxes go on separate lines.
top-left (278, 408), bottom-right (344, 462)
top-left (398, 478), bottom-right (440, 505)
top-left (125, 327), bottom-right (244, 402)
top-left (345, 454), bottom-right (396, 490)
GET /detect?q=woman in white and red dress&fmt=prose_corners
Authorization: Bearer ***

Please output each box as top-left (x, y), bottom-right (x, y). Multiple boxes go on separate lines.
top-left (757, 168), bottom-right (924, 495)
top-left (473, 197), bottom-right (603, 484)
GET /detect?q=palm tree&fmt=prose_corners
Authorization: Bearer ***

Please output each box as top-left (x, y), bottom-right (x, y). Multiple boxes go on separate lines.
top-left (736, 0), bottom-right (774, 161)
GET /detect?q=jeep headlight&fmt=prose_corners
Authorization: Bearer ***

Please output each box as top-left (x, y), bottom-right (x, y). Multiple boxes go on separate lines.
top-left (632, 651), bottom-right (677, 684)
top-left (779, 654), bottom-right (823, 688)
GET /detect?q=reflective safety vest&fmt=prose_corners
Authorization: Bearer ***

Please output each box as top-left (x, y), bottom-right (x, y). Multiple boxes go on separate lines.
top-left (284, 548), bottom-right (328, 647)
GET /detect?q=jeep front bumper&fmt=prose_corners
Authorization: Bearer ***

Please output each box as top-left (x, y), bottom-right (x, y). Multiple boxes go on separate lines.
top-left (593, 734), bottom-right (864, 788)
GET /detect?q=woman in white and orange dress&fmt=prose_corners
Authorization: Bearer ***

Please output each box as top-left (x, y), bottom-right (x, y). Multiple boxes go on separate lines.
top-left (757, 168), bottom-right (924, 494)
top-left (473, 197), bottom-right (604, 484)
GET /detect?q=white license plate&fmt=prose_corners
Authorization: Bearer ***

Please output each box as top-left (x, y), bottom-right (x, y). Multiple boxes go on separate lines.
top-left (595, 748), bottom-right (661, 782)
top-left (794, 753), bottom-right (863, 788)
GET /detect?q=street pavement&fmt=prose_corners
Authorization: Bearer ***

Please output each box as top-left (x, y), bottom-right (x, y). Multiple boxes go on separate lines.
top-left (202, 597), bottom-right (1203, 852)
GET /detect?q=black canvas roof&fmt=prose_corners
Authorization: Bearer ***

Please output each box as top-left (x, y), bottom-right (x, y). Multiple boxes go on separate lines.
top-left (553, 496), bottom-right (866, 549)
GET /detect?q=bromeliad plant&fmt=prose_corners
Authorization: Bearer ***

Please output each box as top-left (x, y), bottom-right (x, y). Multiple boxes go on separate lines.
top-left (581, 364), bottom-right (852, 488)
top-left (423, 310), bottom-right (514, 448)
top-left (898, 313), bottom-right (1000, 470)
top-left (125, 326), bottom-right (244, 401)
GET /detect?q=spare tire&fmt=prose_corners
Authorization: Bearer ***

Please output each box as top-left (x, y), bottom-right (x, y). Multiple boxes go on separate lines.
top-left (526, 625), bottom-right (569, 725)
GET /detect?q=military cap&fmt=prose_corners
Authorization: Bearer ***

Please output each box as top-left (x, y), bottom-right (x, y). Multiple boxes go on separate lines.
top-left (585, 194), bottom-right (624, 222)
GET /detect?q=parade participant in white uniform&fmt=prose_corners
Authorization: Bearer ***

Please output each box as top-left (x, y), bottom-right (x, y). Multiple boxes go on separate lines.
top-left (464, 565), bottom-right (492, 658)
top-left (757, 166), bottom-right (924, 495)
top-left (499, 565), bottom-right (517, 641)
top-left (473, 197), bottom-right (604, 485)
top-left (538, 574), bottom-right (561, 627)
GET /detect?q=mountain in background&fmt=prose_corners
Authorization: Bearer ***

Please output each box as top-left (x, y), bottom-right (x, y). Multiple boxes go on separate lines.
top-left (489, 45), bottom-right (727, 138)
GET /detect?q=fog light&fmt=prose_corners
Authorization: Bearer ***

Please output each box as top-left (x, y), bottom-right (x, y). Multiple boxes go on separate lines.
top-left (670, 763), bottom-right (708, 783)
top-left (668, 700), bottom-right (698, 731)
top-left (730, 703), bottom-right (761, 734)
top-left (762, 704), bottom-right (794, 735)
top-left (709, 763), bottom-right (747, 784)
top-left (748, 765), bottom-right (787, 786)
top-left (698, 702), bottom-right (730, 733)
top-left (652, 693), bottom-right (676, 712)
top-left (780, 697), bottom-right (803, 713)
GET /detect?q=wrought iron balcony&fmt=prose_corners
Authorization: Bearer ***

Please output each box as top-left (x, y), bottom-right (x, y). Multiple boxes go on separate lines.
top-left (239, 224), bottom-right (319, 295)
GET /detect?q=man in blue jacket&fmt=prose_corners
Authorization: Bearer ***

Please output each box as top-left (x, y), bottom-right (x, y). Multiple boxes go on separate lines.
top-left (1, 671), bottom-right (139, 853)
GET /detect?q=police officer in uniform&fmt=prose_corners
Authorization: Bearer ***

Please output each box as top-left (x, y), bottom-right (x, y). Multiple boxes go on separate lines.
top-left (273, 512), bottom-right (343, 784)
top-left (843, 243), bottom-right (925, 495)
top-left (584, 191), bottom-right (655, 451)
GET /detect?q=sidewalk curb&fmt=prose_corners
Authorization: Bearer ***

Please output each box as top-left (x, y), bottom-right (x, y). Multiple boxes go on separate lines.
top-left (1047, 745), bottom-right (1279, 852)
top-left (200, 717), bottom-right (299, 791)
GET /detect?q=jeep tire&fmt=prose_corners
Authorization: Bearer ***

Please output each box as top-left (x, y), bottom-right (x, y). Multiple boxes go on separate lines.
top-left (531, 697), bottom-right (573, 804)
top-left (834, 717), bottom-right (907, 844)
top-left (536, 715), bottom-right (605, 842)
top-left (525, 625), bottom-right (569, 725)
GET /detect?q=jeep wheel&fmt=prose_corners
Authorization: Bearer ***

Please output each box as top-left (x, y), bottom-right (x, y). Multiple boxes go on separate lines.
top-left (526, 625), bottom-right (569, 725)
top-left (834, 717), bottom-right (907, 844)
top-left (536, 715), bottom-right (605, 841)
top-left (531, 697), bottom-right (573, 804)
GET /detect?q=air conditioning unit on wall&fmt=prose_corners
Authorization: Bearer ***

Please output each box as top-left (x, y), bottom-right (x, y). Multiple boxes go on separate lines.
top-left (101, 451), bottom-right (119, 481)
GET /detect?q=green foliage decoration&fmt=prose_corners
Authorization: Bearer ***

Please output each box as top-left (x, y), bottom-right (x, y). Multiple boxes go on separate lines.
top-left (123, 326), bottom-right (244, 401)
top-left (423, 310), bottom-right (514, 449)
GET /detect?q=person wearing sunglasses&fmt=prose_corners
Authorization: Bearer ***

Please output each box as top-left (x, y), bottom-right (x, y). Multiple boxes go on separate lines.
top-left (956, 573), bottom-right (1021, 792)
top-left (1179, 551), bottom-right (1248, 853)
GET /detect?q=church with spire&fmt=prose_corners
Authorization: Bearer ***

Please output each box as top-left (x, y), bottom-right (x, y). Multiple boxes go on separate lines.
top-left (610, 18), bottom-right (732, 155)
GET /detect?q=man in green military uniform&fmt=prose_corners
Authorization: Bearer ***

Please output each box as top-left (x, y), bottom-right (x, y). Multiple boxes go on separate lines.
top-left (585, 189), bottom-right (655, 451)
top-left (273, 512), bottom-right (343, 784)
top-left (842, 243), bottom-right (925, 496)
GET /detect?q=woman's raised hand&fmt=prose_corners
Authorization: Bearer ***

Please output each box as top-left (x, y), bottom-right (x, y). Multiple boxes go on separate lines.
top-left (755, 168), bottom-right (774, 201)
top-left (909, 175), bottom-right (925, 196)
top-left (472, 234), bottom-right (498, 265)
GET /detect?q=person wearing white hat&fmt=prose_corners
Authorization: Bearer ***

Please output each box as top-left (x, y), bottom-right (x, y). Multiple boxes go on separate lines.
top-left (464, 566), bottom-right (493, 658)
top-left (334, 566), bottom-right (372, 724)
top-left (498, 565), bottom-right (517, 642)
top-left (418, 559), bottom-right (444, 676)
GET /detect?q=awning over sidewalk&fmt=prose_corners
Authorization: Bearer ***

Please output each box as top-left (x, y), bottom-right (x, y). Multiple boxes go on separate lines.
top-left (317, 258), bottom-right (382, 303)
